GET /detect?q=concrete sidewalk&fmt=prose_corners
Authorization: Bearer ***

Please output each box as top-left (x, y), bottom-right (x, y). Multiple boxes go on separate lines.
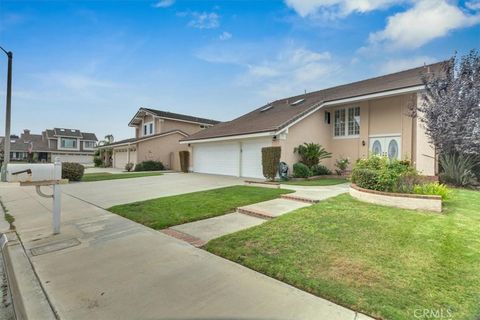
top-left (0, 183), bottom-right (372, 320)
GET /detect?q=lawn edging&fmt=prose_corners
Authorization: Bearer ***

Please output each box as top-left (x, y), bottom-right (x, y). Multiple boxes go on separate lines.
top-left (349, 183), bottom-right (442, 212)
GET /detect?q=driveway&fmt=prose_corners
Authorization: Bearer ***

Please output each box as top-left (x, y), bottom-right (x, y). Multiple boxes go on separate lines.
top-left (62, 173), bottom-right (244, 208)
top-left (0, 183), bottom-right (368, 320)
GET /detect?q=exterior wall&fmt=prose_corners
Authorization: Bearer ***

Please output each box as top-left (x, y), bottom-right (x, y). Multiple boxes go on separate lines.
top-left (280, 93), bottom-right (432, 174)
top-left (414, 94), bottom-right (436, 175)
top-left (136, 133), bottom-right (188, 171)
top-left (159, 118), bottom-right (206, 135)
top-left (51, 153), bottom-right (94, 164)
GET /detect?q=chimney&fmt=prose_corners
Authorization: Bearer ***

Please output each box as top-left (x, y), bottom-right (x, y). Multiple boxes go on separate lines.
top-left (23, 129), bottom-right (30, 135)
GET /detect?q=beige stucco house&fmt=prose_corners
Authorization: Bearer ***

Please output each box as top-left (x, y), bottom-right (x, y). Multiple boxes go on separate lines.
top-left (100, 108), bottom-right (219, 171)
top-left (181, 62), bottom-right (443, 179)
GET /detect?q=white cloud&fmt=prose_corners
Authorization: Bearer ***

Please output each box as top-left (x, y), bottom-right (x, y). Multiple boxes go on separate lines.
top-left (379, 56), bottom-right (436, 74)
top-left (284, 0), bottom-right (404, 17)
top-left (466, 0), bottom-right (480, 10)
top-left (219, 31), bottom-right (232, 41)
top-left (34, 72), bottom-right (120, 91)
top-left (187, 12), bottom-right (220, 29)
top-left (369, 0), bottom-right (480, 49)
top-left (153, 0), bottom-right (175, 8)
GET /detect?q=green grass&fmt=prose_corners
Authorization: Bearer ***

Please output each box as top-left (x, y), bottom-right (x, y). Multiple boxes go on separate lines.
top-left (205, 189), bottom-right (480, 320)
top-left (108, 186), bottom-right (294, 229)
top-left (282, 178), bottom-right (347, 186)
top-left (81, 172), bottom-right (163, 182)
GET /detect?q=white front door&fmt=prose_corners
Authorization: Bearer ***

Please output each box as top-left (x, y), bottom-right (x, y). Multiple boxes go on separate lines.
top-left (369, 136), bottom-right (401, 160)
top-left (241, 139), bottom-right (272, 179)
top-left (193, 142), bottom-right (240, 176)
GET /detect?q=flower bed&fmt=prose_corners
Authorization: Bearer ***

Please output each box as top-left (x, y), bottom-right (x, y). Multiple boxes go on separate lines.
top-left (350, 183), bottom-right (442, 212)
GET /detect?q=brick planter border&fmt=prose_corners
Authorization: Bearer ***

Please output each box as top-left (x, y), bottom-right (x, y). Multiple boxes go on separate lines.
top-left (349, 184), bottom-right (442, 213)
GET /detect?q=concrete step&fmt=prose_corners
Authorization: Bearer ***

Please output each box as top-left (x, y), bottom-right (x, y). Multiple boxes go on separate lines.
top-left (280, 194), bottom-right (320, 204)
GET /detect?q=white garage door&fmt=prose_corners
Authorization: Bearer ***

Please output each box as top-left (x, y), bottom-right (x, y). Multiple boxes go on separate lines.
top-left (52, 154), bottom-right (93, 164)
top-left (193, 142), bottom-right (240, 176)
top-left (241, 139), bottom-right (272, 179)
top-left (113, 150), bottom-right (136, 169)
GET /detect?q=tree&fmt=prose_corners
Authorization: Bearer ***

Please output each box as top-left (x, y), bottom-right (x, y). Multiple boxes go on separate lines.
top-left (294, 143), bottom-right (332, 168)
top-left (417, 49), bottom-right (480, 157)
top-left (98, 134), bottom-right (114, 147)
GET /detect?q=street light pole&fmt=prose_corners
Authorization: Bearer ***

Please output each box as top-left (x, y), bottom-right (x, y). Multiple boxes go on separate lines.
top-left (0, 46), bottom-right (13, 182)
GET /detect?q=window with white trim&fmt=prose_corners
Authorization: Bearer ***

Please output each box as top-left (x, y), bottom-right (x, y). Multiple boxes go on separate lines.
top-left (334, 106), bottom-right (360, 137)
top-left (84, 141), bottom-right (96, 149)
top-left (143, 122), bottom-right (154, 136)
top-left (60, 138), bottom-right (77, 149)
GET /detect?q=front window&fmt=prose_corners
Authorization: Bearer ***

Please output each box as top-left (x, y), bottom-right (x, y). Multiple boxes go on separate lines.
top-left (84, 141), bottom-right (96, 149)
top-left (60, 138), bottom-right (77, 149)
top-left (334, 106), bottom-right (360, 137)
top-left (143, 122), bottom-right (154, 136)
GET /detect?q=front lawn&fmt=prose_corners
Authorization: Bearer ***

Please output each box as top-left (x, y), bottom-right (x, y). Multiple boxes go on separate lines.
top-left (108, 186), bottom-right (293, 229)
top-left (81, 172), bottom-right (163, 182)
top-left (205, 189), bottom-right (480, 320)
top-left (282, 178), bottom-right (347, 186)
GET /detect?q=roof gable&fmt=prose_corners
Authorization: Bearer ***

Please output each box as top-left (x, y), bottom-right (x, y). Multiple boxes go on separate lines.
top-left (128, 107), bottom-right (220, 127)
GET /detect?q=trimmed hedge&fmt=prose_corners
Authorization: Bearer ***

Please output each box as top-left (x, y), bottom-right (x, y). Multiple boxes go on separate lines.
top-left (179, 151), bottom-right (190, 173)
top-left (134, 160), bottom-right (164, 172)
top-left (262, 146), bottom-right (281, 181)
top-left (311, 164), bottom-right (332, 176)
top-left (62, 162), bottom-right (85, 181)
top-left (293, 162), bottom-right (312, 178)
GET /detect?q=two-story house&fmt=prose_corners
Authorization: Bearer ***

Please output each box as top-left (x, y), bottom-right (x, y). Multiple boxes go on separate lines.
top-left (1, 128), bottom-right (98, 164)
top-left (101, 108), bottom-right (219, 170)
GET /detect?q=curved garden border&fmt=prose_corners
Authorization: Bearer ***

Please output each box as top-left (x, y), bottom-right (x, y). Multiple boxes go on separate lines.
top-left (349, 184), bottom-right (442, 213)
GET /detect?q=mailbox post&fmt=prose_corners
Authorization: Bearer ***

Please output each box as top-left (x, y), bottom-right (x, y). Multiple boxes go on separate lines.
top-left (7, 157), bottom-right (65, 234)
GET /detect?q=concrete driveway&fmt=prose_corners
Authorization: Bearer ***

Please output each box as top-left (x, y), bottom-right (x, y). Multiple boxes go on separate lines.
top-left (0, 183), bottom-right (370, 320)
top-left (62, 173), bottom-right (244, 208)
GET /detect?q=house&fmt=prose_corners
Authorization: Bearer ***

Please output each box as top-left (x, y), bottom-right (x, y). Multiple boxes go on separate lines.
top-left (0, 128), bottom-right (98, 164)
top-left (180, 62), bottom-right (444, 179)
top-left (99, 108), bottom-right (219, 170)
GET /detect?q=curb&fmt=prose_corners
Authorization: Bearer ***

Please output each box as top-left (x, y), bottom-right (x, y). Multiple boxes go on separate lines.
top-left (0, 231), bottom-right (57, 320)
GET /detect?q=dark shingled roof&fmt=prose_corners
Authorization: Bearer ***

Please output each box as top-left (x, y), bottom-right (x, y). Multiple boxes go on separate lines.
top-left (131, 108), bottom-right (220, 126)
top-left (46, 128), bottom-right (98, 141)
top-left (97, 130), bottom-right (189, 149)
top-left (182, 61), bottom-right (445, 142)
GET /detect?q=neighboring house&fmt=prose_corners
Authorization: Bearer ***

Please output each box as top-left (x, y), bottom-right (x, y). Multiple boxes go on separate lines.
top-left (99, 108), bottom-right (219, 170)
top-left (181, 62), bottom-right (444, 179)
top-left (0, 128), bottom-right (98, 164)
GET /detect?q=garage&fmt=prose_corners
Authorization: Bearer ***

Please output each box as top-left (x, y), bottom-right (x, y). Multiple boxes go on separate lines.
top-left (113, 148), bottom-right (137, 169)
top-left (192, 138), bottom-right (271, 179)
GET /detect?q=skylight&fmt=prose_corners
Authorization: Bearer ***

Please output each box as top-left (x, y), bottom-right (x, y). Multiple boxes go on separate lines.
top-left (260, 105), bottom-right (273, 112)
top-left (291, 98), bottom-right (305, 106)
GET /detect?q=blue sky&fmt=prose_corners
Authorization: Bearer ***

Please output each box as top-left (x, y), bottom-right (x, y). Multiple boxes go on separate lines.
top-left (0, 0), bottom-right (479, 141)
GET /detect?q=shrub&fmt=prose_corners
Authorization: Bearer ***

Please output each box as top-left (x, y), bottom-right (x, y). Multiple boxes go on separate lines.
top-left (134, 160), bottom-right (164, 172)
top-left (311, 164), bottom-right (332, 176)
top-left (439, 153), bottom-right (478, 186)
top-left (334, 157), bottom-right (350, 175)
top-left (262, 146), bottom-right (281, 181)
top-left (93, 157), bottom-right (103, 167)
top-left (293, 162), bottom-right (312, 178)
top-left (351, 156), bottom-right (418, 192)
top-left (125, 163), bottom-right (134, 172)
top-left (294, 143), bottom-right (331, 168)
top-left (413, 183), bottom-right (451, 200)
top-left (62, 162), bottom-right (85, 181)
top-left (179, 151), bottom-right (190, 173)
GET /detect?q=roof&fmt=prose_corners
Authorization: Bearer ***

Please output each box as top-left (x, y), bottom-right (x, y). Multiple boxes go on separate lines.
top-left (96, 129), bottom-right (189, 149)
top-left (182, 61), bottom-right (446, 142)
top-left (1, 133), bottom-right (50, 152)
top-left (46, 128), bottom-right (98, 141)
top-left (128, 108), bottom-right (220, 127)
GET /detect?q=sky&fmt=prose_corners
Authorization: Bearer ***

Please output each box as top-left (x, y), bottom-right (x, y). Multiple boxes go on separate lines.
top-left (0, 0), bottom-right (479, 141)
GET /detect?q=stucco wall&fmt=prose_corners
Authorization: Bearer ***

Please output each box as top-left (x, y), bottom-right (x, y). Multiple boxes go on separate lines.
top-left (281, 93), bottom-right (426, 172)
top-left (136, 133), bottom-right (188, 171)
top-left (414, 93), bottom-right (436, 175)
top-left (160, 119), bottom-right (206, 135)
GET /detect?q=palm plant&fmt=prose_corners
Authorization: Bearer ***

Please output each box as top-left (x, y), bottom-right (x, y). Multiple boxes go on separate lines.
top-left (294, 143), bottom-right (332, 168)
